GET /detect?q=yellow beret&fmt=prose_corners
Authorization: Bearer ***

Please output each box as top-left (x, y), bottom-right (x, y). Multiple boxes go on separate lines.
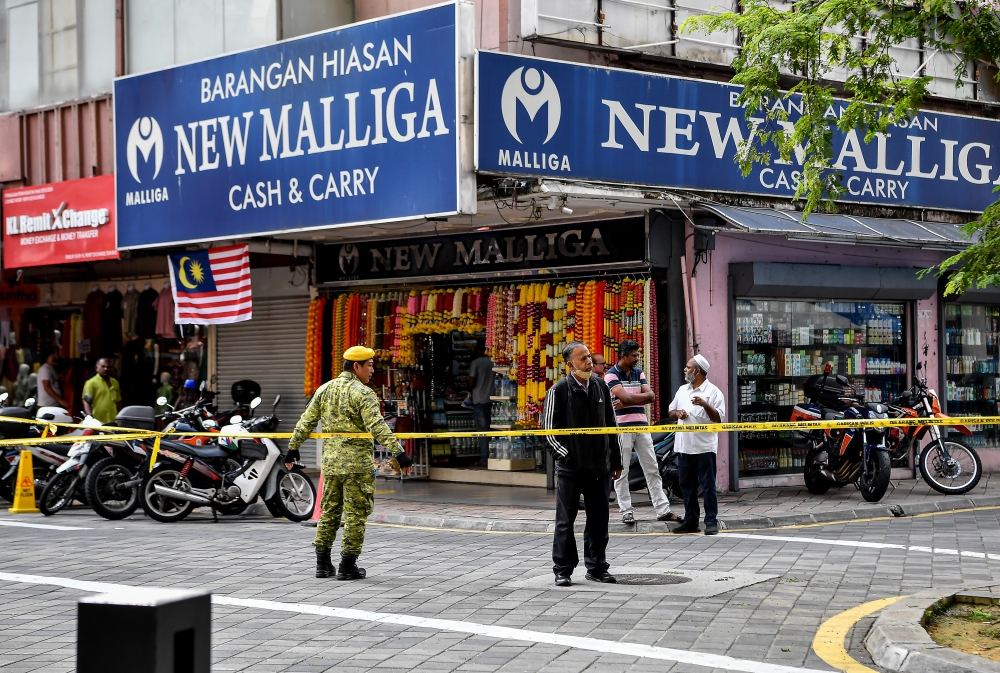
top-left (343, 345), bottom-right (375, 361)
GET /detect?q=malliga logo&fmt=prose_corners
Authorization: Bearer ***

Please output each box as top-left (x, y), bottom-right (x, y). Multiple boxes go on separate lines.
top-left (126, 117), bottom-right (163, 182)
top-left (501, 67), bottom-right (560, 144)
top-left (496, 66), bottom-right (571, 173)
top-left (124, 116), bottom-right (170, 207)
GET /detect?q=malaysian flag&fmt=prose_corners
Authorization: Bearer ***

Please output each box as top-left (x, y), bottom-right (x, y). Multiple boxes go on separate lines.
top-left (167, 245), bottom-right (252, 324)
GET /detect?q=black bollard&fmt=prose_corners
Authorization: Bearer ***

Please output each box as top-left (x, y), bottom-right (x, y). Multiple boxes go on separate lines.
top-left (77, 588), bottom-right (211, 673)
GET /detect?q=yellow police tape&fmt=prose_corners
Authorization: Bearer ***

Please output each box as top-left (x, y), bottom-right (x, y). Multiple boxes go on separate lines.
top-left (0, 412), bottom-right (997, 445)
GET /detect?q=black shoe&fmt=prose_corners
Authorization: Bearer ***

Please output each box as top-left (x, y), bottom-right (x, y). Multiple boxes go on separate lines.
top-left (672, 522), bottom-right (701, 534)
top-left (657, 512), bottom-right (681, 523)
top-left (554, 574), bottom-right (572, 587)
top-left (336, 553), bottom-right (367, 580)
top-left (315, 548), bottom-right (334, 578)
top-left (585, 570), bottom-right (617, 583)
top-left (704, 524), bottom-right (719, 535)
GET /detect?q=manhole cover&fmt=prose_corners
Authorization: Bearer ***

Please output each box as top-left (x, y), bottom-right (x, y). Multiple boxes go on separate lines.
top-left (614, 574), bottom-right (692, 586)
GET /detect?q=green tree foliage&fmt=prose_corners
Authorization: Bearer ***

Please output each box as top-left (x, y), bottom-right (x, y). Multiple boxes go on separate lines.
top-left (683, 1), bottom-right (1000, 293)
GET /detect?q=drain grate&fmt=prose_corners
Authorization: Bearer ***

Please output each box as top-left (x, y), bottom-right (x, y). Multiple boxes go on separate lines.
top-left (614, 574), bottom-right (692, 586)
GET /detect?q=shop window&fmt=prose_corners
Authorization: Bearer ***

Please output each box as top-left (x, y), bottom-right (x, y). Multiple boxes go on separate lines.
top-left (735, 299), bottom-right (907, 478)
top-left (944, 304), bottom-right (1000, 449)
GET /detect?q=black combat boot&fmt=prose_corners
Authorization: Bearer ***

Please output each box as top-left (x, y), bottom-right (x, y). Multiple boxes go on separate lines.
top-left (315, 548), bottom-right (334, 578)
top-left (336, 553), bottom-right (367, 580)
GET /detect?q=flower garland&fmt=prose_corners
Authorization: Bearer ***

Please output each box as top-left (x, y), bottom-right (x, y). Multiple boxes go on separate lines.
top-left (309, 278), bottom-right (652, 426)
top-left (304, 297), bottom-right (326, 396)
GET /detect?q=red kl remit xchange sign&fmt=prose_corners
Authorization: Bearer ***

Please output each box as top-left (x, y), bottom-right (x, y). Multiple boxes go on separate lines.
top-left (2, 174), bottom-right (119, 268)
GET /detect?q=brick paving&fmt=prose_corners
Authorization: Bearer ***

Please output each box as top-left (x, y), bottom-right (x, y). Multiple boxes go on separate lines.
top-left (1, 504), bottom-right (1000, 671)
top-left (365, 473), bottom-right (1000, 529)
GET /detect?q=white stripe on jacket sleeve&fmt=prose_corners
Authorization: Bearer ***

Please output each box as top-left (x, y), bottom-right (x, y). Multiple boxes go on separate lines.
top-left (543, 387), bottom-right (569, 457)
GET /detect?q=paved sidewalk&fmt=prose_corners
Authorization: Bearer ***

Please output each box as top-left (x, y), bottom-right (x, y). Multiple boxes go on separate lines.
top-left (359, 473), bottom-right (1000, 533)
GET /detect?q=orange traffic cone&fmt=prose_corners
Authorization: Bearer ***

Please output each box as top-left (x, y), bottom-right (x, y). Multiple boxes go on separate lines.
top-left (8, 450), bottom-right (40, 514)
top-left (303, 473), bottom-right (323, 527)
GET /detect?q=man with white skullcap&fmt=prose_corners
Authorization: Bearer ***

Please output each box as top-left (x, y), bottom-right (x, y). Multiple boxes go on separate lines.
top-left (668, 353), bottom-right (726, 535)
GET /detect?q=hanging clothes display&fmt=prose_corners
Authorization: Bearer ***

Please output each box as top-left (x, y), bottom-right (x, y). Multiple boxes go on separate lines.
top-left (101, 286), bottom-right (124, 356)
top-left (153, 286), bottom-right (176, 339)
top-left (136, 285), bottom-right (159, 339)
top-left (122, 286), bottom-right (141, 339)
top-left (82, 288), bottom-right (105, 358)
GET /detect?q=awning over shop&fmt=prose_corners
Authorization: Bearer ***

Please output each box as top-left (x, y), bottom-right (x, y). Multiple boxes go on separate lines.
top-left (731, 262), bottom-right (937, 300)
top-left (705, 205), bottom-right (973, 248)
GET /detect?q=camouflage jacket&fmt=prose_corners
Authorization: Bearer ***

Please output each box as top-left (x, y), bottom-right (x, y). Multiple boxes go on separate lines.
top-left (288, 372), bottom-right (403, 475)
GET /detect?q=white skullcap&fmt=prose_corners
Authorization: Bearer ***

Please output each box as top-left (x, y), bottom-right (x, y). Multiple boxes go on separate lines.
top-left (693, 353), bottom-right (710, 373)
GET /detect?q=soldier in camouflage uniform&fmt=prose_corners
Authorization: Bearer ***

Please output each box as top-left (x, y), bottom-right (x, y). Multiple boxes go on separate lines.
top-left (287, 346), bottom-right (412, 580)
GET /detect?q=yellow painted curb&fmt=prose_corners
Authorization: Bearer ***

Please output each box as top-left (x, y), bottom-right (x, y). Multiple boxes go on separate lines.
top-left (812, 596), bottom-right (906, 673)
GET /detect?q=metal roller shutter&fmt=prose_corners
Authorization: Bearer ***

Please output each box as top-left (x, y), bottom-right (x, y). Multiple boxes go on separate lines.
top-left (216, 296), bottom-right (310, 454)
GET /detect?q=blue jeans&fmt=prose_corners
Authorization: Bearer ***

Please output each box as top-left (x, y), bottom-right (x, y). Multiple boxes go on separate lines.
top-left (473, 403), bottom-right (492, 462)
top-left (677, 452), bottom-right (718, 527)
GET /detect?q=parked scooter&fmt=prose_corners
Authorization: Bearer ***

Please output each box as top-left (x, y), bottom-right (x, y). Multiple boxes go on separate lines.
top-left (37, 415), bottom-right (106, 515)
top-left (139, 395), bottom-right (315, 523)
top-left (887, 362), bottom-right (981, 494)
top-left (793, 365), bottom-right (893, 502)
top-left (626, 428), bottom-right (682, 500)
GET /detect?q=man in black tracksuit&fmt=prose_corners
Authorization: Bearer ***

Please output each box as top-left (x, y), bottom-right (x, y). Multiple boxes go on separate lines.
top-left (543, 341), bottom-right (623, 587)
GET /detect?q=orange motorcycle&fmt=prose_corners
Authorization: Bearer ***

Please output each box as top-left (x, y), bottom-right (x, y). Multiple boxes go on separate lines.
top-left (887, 362), bottom-right (981, 495)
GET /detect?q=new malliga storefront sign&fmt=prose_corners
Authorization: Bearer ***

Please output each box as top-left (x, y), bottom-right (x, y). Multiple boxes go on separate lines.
top-left (114, 3), bottom-right (462, 249)
top-left (2, 174), bottom-right (119, 268)
top-left (477, 51), bottom-right (1000, 213)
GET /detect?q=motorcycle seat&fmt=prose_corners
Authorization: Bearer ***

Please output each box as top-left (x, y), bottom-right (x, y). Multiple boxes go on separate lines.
top-left (650, 431), bottom-right (673, 444)
top-left (162, 440), bottom-right (231, 460)
top-left (822, 410), bottom-right (842, 421)
top-left (34, 442), bottom-right (72, 456)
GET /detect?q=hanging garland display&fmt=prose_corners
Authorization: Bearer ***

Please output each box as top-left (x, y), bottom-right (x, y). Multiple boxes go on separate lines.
top-left (306, 278), bottom-right (657, 424)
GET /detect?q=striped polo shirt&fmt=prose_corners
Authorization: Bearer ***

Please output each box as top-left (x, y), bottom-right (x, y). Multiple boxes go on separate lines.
top-left (604, 363), bottom-right (648, 426)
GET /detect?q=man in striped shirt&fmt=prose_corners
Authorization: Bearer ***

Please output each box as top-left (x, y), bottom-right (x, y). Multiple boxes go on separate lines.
top-left (605, 340), bottom-right (678, 525)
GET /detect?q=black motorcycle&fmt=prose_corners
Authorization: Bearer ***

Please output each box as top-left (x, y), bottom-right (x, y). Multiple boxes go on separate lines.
top-left (626, 429), bottom-right (682, 500)
top-left (793, 366), bottom-right (892, 502)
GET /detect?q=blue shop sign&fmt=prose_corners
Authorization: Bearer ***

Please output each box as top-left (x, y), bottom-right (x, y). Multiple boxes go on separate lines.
top-left (115, 3), bottom-right (460, 249)
top-left (477, 51), bottom-right (1000, 213)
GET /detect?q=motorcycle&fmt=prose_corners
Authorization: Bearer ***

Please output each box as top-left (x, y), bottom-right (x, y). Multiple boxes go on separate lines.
top-left (887, 362), bottom-right (981, 495)
top-left (139, 395), bottom-right (316, 523)
top-left (793, 365), bottom-right (893, 502)
top-left (626, 428), bottom-right (682, 500)
top-left (37, 415), bottom-right (107, 515)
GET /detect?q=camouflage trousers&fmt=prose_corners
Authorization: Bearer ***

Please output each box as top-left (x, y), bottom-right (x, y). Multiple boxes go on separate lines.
top-left (312, 471), bottom-right (376, 555)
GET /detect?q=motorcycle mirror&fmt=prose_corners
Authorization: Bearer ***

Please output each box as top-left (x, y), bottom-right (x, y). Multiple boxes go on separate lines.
top-left (0, 392), bottom-right (8, 402)
top-left (250, 397), bottom-right (262, 409)
top-left (230, 414), bottom-right (243, 424)
top-left (203, 419), bottom-right (217, 428)
top-left (200, 381), bottom-right (206, 391)
top-left (24, 398), bottom-right (35, 408)
top-left (273, 394), bottom-right (281, 408)
top-left (156, 396), bottom-right (168, 406)
top-left (915, 362), bottom-right (922, 371)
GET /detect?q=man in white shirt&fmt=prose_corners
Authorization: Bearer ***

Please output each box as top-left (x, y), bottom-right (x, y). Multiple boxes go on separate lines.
top-left (668, 354), bottom-right (725, 535)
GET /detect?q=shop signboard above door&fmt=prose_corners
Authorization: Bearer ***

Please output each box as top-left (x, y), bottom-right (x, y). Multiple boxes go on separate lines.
top-left (1, 174), bottom-right (119, 268)
top-left (114, 3), bottom-right (472, 249)
top-left (477, 51), bottom-right (1000, 213)
top-left (315, 218), bottom-right (646, 283)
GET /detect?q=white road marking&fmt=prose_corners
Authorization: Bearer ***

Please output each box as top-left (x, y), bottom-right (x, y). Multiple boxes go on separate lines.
top-left (0, 520), bottom-right (93, 531)
top-left (724, 533), bottom-right (1000, 560)
top-left (0, 571), bottom-right (828, 673)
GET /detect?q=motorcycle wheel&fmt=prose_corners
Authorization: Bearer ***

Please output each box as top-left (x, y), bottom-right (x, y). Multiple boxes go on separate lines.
top-left (0, 477), bottom-right (13, 503)
top-left (265, 467), bottom-right (316, 522)
top-left (919, 439), bottom-right (982, 495)
top-left (140, 465), bottom-right (195, 523)
top-left (803, 461), bottom-right (831, 495)
top-left (39, 472), bottom-right (78, 516)
top-left (860, 450), bottom-right (891, 502)
top-left (86, 457), bottom-right (140, 520)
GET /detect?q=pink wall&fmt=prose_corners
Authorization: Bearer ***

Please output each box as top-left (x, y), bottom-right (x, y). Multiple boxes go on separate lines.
top-left (692, 229), bottom-right (951, 490)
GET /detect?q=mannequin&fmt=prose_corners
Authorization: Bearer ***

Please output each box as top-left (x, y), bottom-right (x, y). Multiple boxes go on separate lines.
top-left (13, 364), bottom-right (30, 406)
top-left (156, 372), bottom-right (174, 413)
top-left (143, 283), bottom-right (152, 291)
